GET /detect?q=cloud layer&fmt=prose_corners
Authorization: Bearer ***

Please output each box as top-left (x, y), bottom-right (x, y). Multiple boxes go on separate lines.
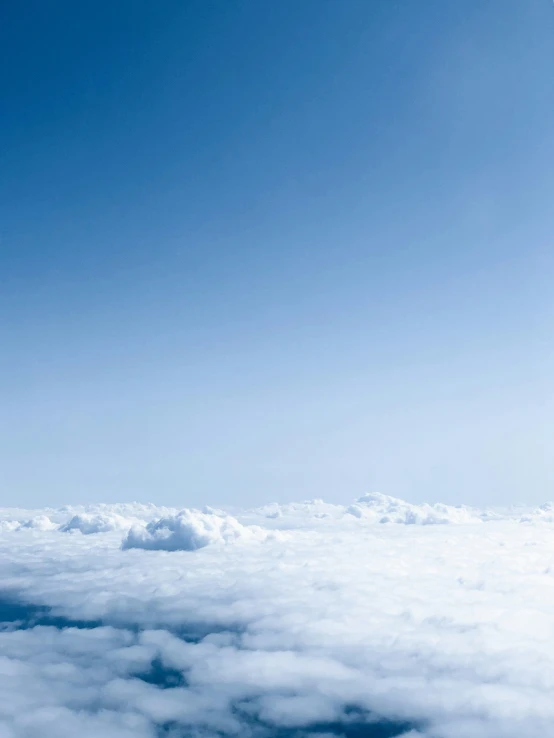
top-left (1, 493), bottom-right (554, 737)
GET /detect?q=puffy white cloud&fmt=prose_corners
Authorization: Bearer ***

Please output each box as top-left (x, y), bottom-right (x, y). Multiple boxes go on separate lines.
top-left (345, 492), bottom-right (483, 525)
top-left (18, 516), bottom-right (57, 531)
top-left (0, 502), bottom-right (178, 534)
top-left (122, 509), bottom-right (275, 551)
top-left (1, 494), bottom-right (554, 737)
top-left (59, 513), bottom-right (132, 535)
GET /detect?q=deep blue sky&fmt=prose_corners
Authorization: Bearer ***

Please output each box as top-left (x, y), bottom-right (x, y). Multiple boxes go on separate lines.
top-left (1, 0), bottom-right (553, 508)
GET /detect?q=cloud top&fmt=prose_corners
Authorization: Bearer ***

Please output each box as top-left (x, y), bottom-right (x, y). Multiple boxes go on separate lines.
top-left (59, 512), bottom-right (131, 534)
top-left (121, 508), bottom-right (271, 551)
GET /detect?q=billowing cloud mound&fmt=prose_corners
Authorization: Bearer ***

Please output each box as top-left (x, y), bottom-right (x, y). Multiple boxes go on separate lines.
top-left (346, 491), bottom-right (482, 524)
top-left (2, 493), bottom-right (554, 737)
top-left (244, 493), bottom-right (485, 529)
top-left (0, 515), bottom-right (56, 532)
top-left (59, 512), bottom-right (132, 534)
top-left (122, 508), bottom-right (271, 551)
top-left (18, 515), bottom-right (57, 531)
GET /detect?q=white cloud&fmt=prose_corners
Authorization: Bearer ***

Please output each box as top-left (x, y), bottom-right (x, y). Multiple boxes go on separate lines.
top-left (1, 494), bottom-right (554, 737)
top-left (59, 513), bottom-right (132, 535)
top-left (18, 516), bottom-right (57, 531)
top-left (121, 508), bottom-right (275, 551)
top-left (346, 492), bottom-right (483, 525)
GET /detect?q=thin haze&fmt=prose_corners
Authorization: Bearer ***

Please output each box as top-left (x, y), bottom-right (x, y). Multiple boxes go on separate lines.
top-left (1, 0), bottom-right (553, 508)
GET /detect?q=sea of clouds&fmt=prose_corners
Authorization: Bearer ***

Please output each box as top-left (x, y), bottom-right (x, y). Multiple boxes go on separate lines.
top-left (1, 492), bottom-right (554, 737)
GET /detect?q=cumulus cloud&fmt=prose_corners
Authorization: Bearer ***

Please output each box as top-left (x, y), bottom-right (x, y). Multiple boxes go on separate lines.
top-left (0, 516), bottom-right (56, 533)
top-left (345, 492), bottom-right (483, 525)
top-left (18, 515), bottom-right (57, 531)
top-left (59, 513), bottom-right (132, 535)
top-left (1, 494), bottom-right (554, 737)
top-left (122, 508), bottom-right (274, 551)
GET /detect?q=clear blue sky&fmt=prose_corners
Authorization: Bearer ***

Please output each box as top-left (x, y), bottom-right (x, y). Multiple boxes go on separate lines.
top-left (1, 0), bottom-right (553, 509)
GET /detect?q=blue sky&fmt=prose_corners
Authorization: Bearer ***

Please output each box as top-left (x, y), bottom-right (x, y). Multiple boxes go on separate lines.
top-left (1, 0), bottom-right (553, 508)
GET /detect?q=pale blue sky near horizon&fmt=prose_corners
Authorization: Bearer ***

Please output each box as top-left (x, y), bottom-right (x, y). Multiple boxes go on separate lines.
top-left (1, 0), bottom-right (553, 509)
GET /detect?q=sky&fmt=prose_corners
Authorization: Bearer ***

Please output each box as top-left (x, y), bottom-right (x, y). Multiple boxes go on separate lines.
top-left (1, 0), bottom-right (553, 509)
